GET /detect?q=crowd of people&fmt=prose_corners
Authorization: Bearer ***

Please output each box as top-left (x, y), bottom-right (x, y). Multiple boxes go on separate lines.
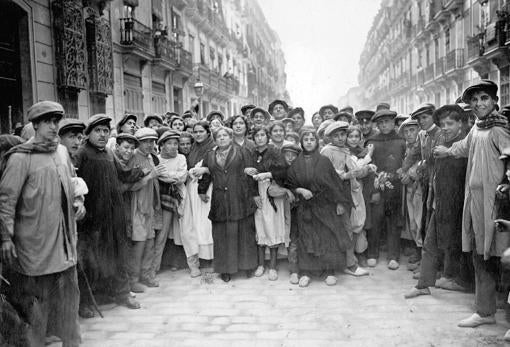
top-left (2, 79), bottom-right (510, 345)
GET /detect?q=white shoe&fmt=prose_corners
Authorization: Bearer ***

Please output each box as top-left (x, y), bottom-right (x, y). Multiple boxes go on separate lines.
top-left (298, 275), bottom-right (311, 287)
top-left (268, 269), bottom-right (278, 281)
top-left (254, 265), bottom-right (264, 277)
top-left (367, 258), bottom-right (377, 267)
top-left (289, 273), bottom-right (299, 285)
top-left (404, 287), bottom-right (431, 299)
top-left (458, 313), bottom-right (496, 328)
top-left (387, 260), bottom-right (399, 270)
top-left (324, 275), bottom-right (337, 286)
top-left (344, 266), bottom-right (369, 277)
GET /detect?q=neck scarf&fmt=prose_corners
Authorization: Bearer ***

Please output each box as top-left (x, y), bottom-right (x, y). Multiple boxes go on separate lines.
top-left (215, 145), bottom-right (232, 168)
top-left (476, 110), bottom-right (508, 129)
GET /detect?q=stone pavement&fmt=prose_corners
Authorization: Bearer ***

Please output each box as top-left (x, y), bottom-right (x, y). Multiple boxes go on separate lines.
top-left (76, 259), bottom-right (510, 347)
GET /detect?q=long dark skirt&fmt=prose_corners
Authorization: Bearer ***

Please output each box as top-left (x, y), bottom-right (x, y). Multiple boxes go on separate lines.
top-left (212, 215), bottom-right (258, 274)
top-left (4, 266), bottom-right (80, 347)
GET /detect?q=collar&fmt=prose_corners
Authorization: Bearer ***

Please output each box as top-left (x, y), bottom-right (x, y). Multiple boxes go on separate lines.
top-left (425, 124), bottom-right (437, 133)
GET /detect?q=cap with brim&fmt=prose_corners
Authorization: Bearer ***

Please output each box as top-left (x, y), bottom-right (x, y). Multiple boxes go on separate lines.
top-left (135, 127), bottom-right (158, 141)
top-left (411, 103), bottom-right (435, 119)
top-left (182, 110), bottom-right (192, 119)
top-left (268, 99), bottom-right (289, 114)
top-left (398, 118), bottom-right (419, 135)
top-left (28, 101), bottom-right (65, 122)
top-left (281, 142), bottom-right (302, 154)
top-left (165, 112), bottom-right (180, 118)
top-left (116, 133), bottom-right (139, 147)
top-left (333, 112), bottom-right (353, 122)
top-left (288, 107), bottom-right (304, 118)
top-left (155, 126), bottom-right (171, 139)
top-left (339, 106), bottom-right (354, 114)
top-left (319, 104), bottom-right (338, 116)
top-left (206, 111), bottom-right (225, 123)
top-left (117, 114), bottom-right (137, 130)
top-left (457, 102), bottom-right (472, 112)
top-left (376, 102), bottom-right (390, 111)
top-left (324, 121), bottom-right (350, 137)
top-left (58, 118), bottom-right (85, 136)
top-left (143, 114), bottom-right (163, 127)
top-left (462, 80), bottom-right (498, 103)
top-left (355, 110), bottom-right (375, 121)
top-left (241, 104), bottom-right (256, 115)
top-left (317, 119), bottom-right (334, 136)
top-left (250, 107), bottom-right (271, 120)
top-left (372, 110), bottom-right (398, 122)
top-left (85, 114), bottom-right (111, 135)
top-left (158, 130), bottom-right (181, 146)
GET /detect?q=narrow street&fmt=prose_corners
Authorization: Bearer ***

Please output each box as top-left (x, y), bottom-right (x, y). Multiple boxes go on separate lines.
top-left (76, 257), bottom-right (509, 347)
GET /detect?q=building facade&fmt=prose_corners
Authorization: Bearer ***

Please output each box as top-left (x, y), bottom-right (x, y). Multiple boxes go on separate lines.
top-left (358, 0), bottom-right (510, 114)
top-left (0, 0), bottom-right (287, 131)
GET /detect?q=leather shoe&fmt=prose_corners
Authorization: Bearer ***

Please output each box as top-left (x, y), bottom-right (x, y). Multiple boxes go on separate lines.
top-left (220, 273), bottom-right (231, 282)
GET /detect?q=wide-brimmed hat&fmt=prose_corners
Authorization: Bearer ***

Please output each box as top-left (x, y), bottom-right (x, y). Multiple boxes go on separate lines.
top-left (462, 80), bottom-right (498, 103)
top-left (58, 118), bottom-right (85, 136)
top-left (28, 101), bottom-right (65, 122)
top-left (85, 114), bottom-right (111, 135)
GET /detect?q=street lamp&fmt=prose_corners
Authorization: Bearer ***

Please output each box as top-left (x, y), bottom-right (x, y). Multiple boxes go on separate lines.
top-left (194, 81), bottom-right (205, 119)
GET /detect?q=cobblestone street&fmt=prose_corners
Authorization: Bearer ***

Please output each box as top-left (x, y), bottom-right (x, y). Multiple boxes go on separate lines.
top-left (77, 258), bottom-right (510, 347)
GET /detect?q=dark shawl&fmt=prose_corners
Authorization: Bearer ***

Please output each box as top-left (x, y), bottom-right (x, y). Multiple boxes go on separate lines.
top-left (187, 136), bottom-right (215, 169)
top-left (286, 151), bottom-right (353, 261)
top-left (251, 144), bottom-right (288, 185)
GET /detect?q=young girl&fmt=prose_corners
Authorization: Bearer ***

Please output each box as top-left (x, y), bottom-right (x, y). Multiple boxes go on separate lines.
top-left (269, 121), bottom-right (286, 150)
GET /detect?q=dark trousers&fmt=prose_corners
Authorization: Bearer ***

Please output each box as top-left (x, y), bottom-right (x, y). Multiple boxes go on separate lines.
top-left (367, 199), bottom-right (401, 261)
top-left (288, 240), bottom-right (299, 274)
top-left (472, 252), bottom-right (500, 317)
top-left (5, 266), bottom-right (80, 347)
top-left (212, 215), bottom-right (258, 274)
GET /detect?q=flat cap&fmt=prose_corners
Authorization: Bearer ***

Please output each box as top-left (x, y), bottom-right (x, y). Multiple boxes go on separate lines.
top-left (339, 106), bottom-right (354, 114)
top-left (117, 114), bottom-right (137, 130)
top-left (268, 99), bottom-right (289, 114)
top-left (58, 118), bottom-right (85, 136)
top-left (281, 141), bottom-right (302, 154)
top-left (395, 114), bottom-right (410, 122)
top-left (116, 133), bottom-right (139, 146)
top-left (462, 79), bottom-right (498, 103)
top-left (288, 107), bottom-right (304, 118)
top-left (411, 103), bottom-right (435, 119)
top-left (85, 114), bottom-right (111, 135)
top-left (397, 118), bottom-right (419, 135)
top-left (372, 110), bottom-right (397, 122)
top-left (250, 107), bottom-right (271, 120)
top-left (143, 114), bottom-right (163, 127)
top-left (206, 111), bottom-right (225, 123)
top-left (158, 129), bottom-right (181, 145)
top-left (355, 110), bottom-right (375, 121)
top-left (333, 111), bottom-right (353, 122)
top-left (376, 102), bottom-right (390, 111)
top-left (182, 110), bottom-right (193, 119)
top-left (135, 127), bottom-right (158, 141)
top-left (319, 104), bottom-right (339, 116)
top-left (324, 121), bottom-right (350, 137)
top-left (28, 101), bottom-right (65, 122)
top-left (241, 104), bottom-right (256, 115)
top-left (317, 119), bottom-right (335, 137)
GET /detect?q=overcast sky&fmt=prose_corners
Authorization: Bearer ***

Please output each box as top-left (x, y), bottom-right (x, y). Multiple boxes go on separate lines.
top-left (257, 0), bottom-right (381, 116)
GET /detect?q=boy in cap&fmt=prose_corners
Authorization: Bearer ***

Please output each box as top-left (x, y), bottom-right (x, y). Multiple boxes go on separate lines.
top-left (366, 110), bottom-right (406, 270)
top-left (59, 118), bottom-right (86, 164)
top-left (106, 114), bottom-right (137, 151)
top-left (355, 110), bottom-right (378, 142)
top-left (127, 127), bottom-right (162, 289)
top-left (434, 80), bottom-right (510, 328)
top-left (406, 104), bottom-right (469, 298)
top-left (268, 99), bottom-right (289, 120)
top-left (0, 101), bottom-right (84, 346)
top-left (75, 114), bottom-right (141, 317)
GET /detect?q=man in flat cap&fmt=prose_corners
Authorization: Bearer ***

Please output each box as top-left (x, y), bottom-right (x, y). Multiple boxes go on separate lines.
top-left (59, 118), bottom-right (86, 165)
top-left (75, 114), bottom-right (143, 318)
top-left (355, 110), bottom-right (378, 143)
top-left (268, 100), bottom-right (289, 121)
top-left (0, 101), bottom-right (84, 346)
top-left (434, 80), bottom-right (510, 329)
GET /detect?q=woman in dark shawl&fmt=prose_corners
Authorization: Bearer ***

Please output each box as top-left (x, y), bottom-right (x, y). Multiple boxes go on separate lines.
top-left (183, 121), bottom-right (216, 262)
top-left (286, 129), bottom-right (353, 287)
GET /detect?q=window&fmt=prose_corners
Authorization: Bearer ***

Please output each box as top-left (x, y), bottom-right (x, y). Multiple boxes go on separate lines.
top-left (123, 5), bottom-right (134, 18)
top-left (434, 38), bottom-right (439, 60)
top-left (200, 43), bottom-right (205, 64)
top-left (188, 34), bottom-right (194, 58)
top-left (501, 66), bottom-right (510, 106)
top-left (445, 27), bottom-right (450, 53)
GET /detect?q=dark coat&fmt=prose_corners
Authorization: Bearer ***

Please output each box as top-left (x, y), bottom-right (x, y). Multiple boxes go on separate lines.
top-left (198, 145), bottom-right (257, 222)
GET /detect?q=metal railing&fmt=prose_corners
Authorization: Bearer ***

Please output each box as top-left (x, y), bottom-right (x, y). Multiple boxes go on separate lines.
top-left (120, 18), bottom-right (152, 51)
top-left (435, 57), bottom-right (444, 77)
top-left (445, 49), bottom-right (464, 72)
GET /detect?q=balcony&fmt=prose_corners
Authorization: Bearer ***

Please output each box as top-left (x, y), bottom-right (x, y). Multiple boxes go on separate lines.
top-left (424, 64), bottom-right (435, 82)
top-left (177, 48), bottom-right (193, 75)
top-left (186, 0), bottom-right (228, 45)
top-left (154, 36), bottom-right (178, 69)
top-left (445, 49), bottom-right (464, 72)
top-left (435, 57), bottom-right (445, 78)
top-left (119, 18), bottom-right (154, 58)
top-left (467, 35), bottom-right (484, 62)
top-left (485, 20), bottom-right (506, 54)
